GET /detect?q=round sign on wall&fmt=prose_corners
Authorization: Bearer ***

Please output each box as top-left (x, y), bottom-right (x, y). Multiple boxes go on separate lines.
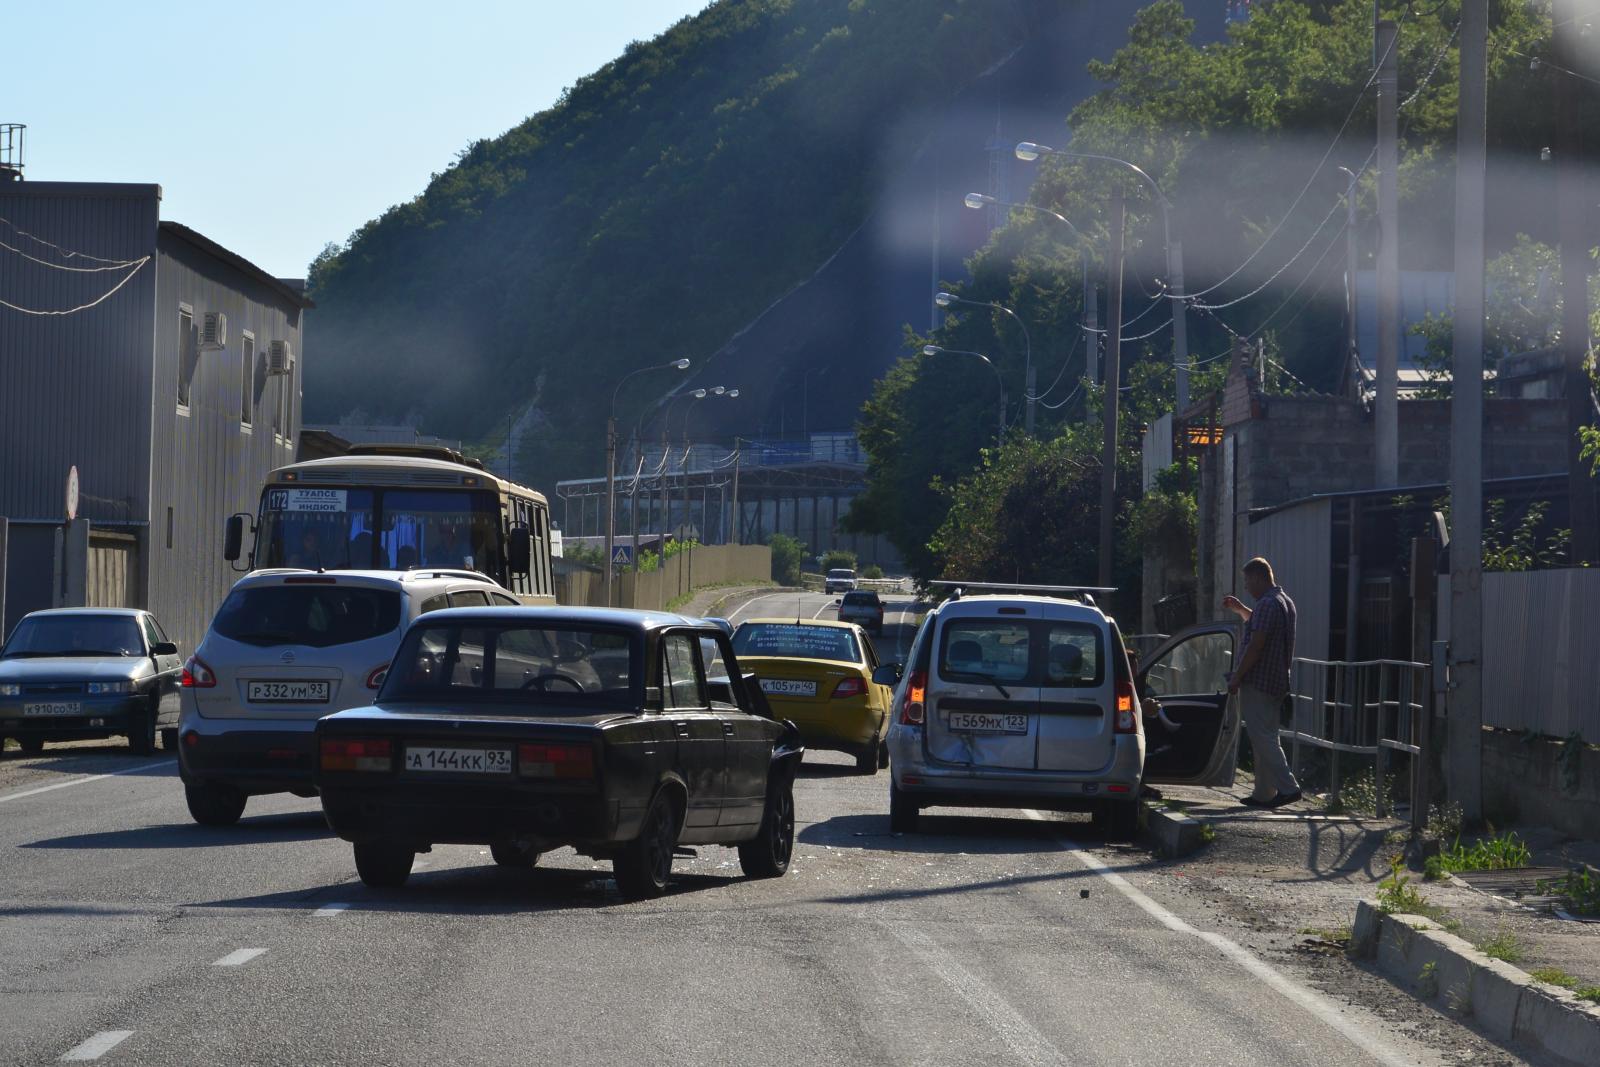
top-left (66, 465), bottom-right (79, 523)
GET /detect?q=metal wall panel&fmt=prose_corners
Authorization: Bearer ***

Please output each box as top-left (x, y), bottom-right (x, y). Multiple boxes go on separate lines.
top-left (1242, 498), bottom-right (1333, 662)
top-left (0, 183), bottom-right (159, 524)
top-left (1482, 569), bottom-right (1600, 740)
top-left (146, 232), bottom-right (304, 652)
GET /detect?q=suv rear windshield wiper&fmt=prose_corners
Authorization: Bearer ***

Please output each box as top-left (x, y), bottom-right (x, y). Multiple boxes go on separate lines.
top-left (947, 670), bottom-right (1011, 699)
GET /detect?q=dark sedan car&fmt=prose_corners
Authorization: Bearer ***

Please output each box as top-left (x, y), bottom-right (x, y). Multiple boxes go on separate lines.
top-left (315, 607), bottom-right (803, 901)
top-left (0, 608), bottom-right (183, 755)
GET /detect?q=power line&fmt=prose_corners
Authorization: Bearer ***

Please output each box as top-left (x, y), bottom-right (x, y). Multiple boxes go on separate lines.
top-left (1026, 329), bottom-right (1085, 401)
top-left (0, 256), bottom-right (151, 316)
top-left (0, 238), bottom-right (143, 273)
top-left (0, 215), bottom-right (144, 268)
top-left (1246, 217), bottom-right (1350, 338)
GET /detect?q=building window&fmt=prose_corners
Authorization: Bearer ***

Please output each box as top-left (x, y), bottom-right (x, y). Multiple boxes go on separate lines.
top-left (240, 333), bottom-right (255, 428)
top-left (273, 360), bottom-right (292, 440)
top-left (176, 307), bottom-right (196, 410)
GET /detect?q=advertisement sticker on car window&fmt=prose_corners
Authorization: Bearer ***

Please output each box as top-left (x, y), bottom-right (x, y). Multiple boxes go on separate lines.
top-left (267, 489), bottom-right (348, 513)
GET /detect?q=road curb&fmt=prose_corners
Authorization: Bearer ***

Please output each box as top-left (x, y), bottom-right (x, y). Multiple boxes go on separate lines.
top-left (1350, 900), bottom-right (1600, 1067)
top-left (1141, 801), bottom-right (1206, 858)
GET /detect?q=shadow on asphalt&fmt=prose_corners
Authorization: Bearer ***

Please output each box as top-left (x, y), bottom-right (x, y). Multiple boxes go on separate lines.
top-left (1, 745), bottom-right (177, 778)
top-left (796, 761), bottom-right (870, 780)
top-left (799, 810), bottom-right (1106, 854)
top-left (22, 810), bottom-right (332, 850)
top-left (189, 863), bottom-right (740, 914)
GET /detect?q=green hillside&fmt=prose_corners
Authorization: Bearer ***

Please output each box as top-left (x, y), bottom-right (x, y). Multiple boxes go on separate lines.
top-left (305, 0), bottom-right (1053, 486)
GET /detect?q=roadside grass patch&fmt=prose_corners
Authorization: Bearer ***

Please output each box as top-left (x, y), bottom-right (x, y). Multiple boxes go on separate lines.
top-left (1529, 968), bottom-right (1600, 1004)
top-left (1536, 867), bottom-right (1600, 916)
top-left (1376, 858), bottom-right (1450, 922)
top-left (1475, 929), bottom-right (1524, 963)
top-left (1198, 823), bottom-right (1217, 844)
top-left (1418, 960), bottom-right (1440, 999)
top-left (1298, 925), bottom-right (1351, 943)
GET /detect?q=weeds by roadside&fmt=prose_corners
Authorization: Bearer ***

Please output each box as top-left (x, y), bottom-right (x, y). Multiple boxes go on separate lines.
top-left (1475, 929), bottom-right (1524, 963)
top-left (1529, 968), bottom-right (1600, 1004)
top-left (1377, 857), bottom-right (1443, 918)
top-left (1298, 925), bottom-right (1351, 943)
top-left (1536, 868), bottom-right (1600, 916)
top-left (1424, 831), bottom-right (1532, 880)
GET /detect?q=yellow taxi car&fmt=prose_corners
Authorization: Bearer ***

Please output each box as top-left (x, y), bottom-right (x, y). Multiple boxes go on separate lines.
top-left (731, 618), bottom-right (893, 774)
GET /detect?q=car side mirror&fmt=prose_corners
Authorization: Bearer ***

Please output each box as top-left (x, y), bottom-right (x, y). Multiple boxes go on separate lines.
top-left (223, 515), bottom-right (245, 562)
top-left (508, 526), bottom-right (532, 575)
top-left (872, 664), bottom-right (902, 687)
top-left (152, 641), bottom-right (179, 657)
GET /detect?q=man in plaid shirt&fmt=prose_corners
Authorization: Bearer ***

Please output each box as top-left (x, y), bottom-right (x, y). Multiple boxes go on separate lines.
top-left (1223, 557), bottom-right (1302, 807)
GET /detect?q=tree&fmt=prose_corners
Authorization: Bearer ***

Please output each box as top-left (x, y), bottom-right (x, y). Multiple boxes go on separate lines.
top-left (767, 533), bottom-right (807, 585)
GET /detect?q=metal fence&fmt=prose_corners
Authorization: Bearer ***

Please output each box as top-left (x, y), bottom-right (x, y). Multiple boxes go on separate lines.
top-left (1479, 568), bottom-right (1600, 742)
top-left (1282, 657), bottom-right (1432, 828)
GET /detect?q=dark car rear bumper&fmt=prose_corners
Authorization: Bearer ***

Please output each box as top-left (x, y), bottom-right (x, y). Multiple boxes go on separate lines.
top-left (320, 781), bottom-right (617, 850)
top-left (177, 717), bottom-right (319, 795)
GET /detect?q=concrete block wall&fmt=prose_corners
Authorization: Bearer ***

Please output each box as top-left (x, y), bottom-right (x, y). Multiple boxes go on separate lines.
top-left (1481, 729), bottom-right (1600, 840)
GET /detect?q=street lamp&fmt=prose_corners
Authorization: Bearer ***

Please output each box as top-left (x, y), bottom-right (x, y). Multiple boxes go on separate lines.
top-left (606, 357), bottom-right (690, 607)
top-left (921, 344), bottom-right (1006, 446)
top-left (677, 386), bottom-right (738, 544)
top-left (936, 290), bottom-right (1033, 433)
top-left (963, 193), bottom-right (1100, 407)
top-left (1014, 141), bottom-right (1192, 411)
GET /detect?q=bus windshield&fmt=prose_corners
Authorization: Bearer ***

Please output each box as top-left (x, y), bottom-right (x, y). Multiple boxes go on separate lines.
top-left (256, 486), bottom-right (503, 575)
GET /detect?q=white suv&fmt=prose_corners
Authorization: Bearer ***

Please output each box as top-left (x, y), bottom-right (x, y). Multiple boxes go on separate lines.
top-left (824, 568), bottom-right (858, 594)
top-left (880, 588), bottom-right (1242, 839)
top-left (178, 568), bottom-right (519, 826)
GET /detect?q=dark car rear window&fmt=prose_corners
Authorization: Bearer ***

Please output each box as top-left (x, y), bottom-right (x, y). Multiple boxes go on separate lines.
top-left (842, 592), bottom-right (879, 605)
top-left (380, 622), bottom-right (638, 710)
top-left (211, 585), bottom-right (402, 648)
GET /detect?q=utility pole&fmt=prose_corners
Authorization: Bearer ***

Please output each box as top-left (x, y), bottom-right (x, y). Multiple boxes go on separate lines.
top-left (1099, 188), bottom-right (1126, 590)
top-left (1024, 367), bottom-right (1037, 434)
top-left (1169, 235), bottom-right (1190, 412)
top-left (730, 443), bottom-right (742, 545)
top-left (1448, 0), bottom-right (1487, 822)
top-left (1085, 272), bottom-right (1099, 428)
top-left (1557, 0), bottom-right (1600, 563)
top-left (1374, 18), bottom-right (1401, 488)
top-left (603, 417), bottom-right (617, 606)
top-left (1340, 166), bottom-right (1361, 397)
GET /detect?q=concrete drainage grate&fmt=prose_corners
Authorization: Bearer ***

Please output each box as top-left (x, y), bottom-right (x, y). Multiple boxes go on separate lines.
top-left (1451, 866), bottom-right (1580, 915)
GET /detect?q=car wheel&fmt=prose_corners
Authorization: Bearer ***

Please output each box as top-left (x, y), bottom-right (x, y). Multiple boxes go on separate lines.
top-left (353, 840), bottom-right (414, 888)
top-left (877, 738), bottom-right (890, 770)
top-left (128, 702), bottom-right (158, 755)
top-left (160, 727), bottom-right (179, 752)
top-left (1095, 798), bottom-right (1140, 842)
top-left (889, 781), bottom-right (920, 833)
top-left (490, 842), bottom-right (541, 869)
top-left (184, 782), bottom-right (246, 827)
top-left (739, 772), bottom-right (795, 879)
top-left (614, 790), bottom-right (680, 901)
top-left (19, 737), bottom-right (44, 755)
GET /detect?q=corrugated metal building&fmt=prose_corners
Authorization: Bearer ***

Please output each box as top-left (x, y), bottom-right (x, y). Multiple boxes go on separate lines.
top-left (1, 181), bottom-right (312, 651)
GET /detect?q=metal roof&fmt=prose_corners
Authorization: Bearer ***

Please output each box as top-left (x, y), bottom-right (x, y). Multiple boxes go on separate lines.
top-left (159, 222), bottom-right (315, 310)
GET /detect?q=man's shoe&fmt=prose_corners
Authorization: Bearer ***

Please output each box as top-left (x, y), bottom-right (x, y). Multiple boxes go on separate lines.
top-left (1268, 791), bottom-right (1303, 808)
top-left (1241, 795), bottom-right (1275, 808)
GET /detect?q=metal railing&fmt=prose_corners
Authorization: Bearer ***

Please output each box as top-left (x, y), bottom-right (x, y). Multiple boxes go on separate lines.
top-left (1283, 657), bottom-right (1431, 828)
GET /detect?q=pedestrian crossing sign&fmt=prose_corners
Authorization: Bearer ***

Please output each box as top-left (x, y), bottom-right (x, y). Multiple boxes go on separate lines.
top-left (611, 545), bottom-right (633, 566)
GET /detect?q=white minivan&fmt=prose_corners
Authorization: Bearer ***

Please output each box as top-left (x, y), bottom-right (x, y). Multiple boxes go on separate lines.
top-left (178, 568), bottom-right (519, 826)
top-left (881, 588), bottom-right (1241, 838)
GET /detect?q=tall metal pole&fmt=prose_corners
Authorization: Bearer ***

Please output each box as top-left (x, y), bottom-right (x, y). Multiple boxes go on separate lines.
top-left (1340, 166), bottom-right (1361, 397)
top-left (730, 444), bottom-right (742, 545)
top-left (1164, 205), bottom-right (1190, 411)
top-left (604, 417), bottom-right (617, 606)
top-left (1557, 0), bottom-right (1600, 562)
top-left (1099, 188), bottom-right (1126, 590)
top-left (1448, 0), bottom-right (1487, 822)
top-left (1084, 270), bottom-right (1099, 426)
top-left (1375, 19), bottom-right (1401, 487)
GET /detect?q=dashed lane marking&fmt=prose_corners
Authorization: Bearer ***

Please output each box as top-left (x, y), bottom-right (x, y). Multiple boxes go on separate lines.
top-left (312, 903), bottom-right (350, 916)
top-left (60, 1031), bottom-right (134, 1061)
top-left (0, 760), bottom-right (176, 805)
top-left (212, 948), bottom-right (267, 967)
top-left (1022, 809), bottom-right (1410, 1067)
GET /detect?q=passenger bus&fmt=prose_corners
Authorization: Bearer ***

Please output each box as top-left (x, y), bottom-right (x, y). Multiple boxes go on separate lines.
top-left (224, 444), bottom-right (556, 603)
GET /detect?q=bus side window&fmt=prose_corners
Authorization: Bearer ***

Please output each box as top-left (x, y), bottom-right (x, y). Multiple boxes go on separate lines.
top-left (510, 496), bottom-right (532, 597)
top-left (535, 504), bottom-right (552, 597)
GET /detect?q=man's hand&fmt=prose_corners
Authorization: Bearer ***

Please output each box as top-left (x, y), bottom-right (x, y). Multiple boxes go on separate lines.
top-left (1222, 594), bottom-right (1247, 616)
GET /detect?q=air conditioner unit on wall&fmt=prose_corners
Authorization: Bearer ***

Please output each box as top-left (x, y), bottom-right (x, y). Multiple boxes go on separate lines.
top-left (267, 339), bottom-right (293, 375)
top-left (200, 311), bottom-right (228, 351)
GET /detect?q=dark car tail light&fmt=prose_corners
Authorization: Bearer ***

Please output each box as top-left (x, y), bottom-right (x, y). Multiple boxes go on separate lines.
top-left (831, 677), bottom-right (867, 700)
top-left (899, 670), bottom-right (927, 725)
top-left (518, 743), bottom-right (595, 780)
top-left (320, 738), bottom-right (393, 772)
top-left (181, 656), bottom-right (216, 689)
top-left (365, 664), bottom-right (390, 690)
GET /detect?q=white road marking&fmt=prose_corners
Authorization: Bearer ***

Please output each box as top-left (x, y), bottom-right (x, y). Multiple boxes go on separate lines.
top-left (1022, 810), bottom-right (1410, 1067)
top-left (810, 598), bottom-right (836, 620)
top-left (0, 760), bottom-right (176, 805)
top-left (727, 591), bottom-right (804, 622)
top-left (60, 1030), bottom-right (134, 1061)
top-left (312, 903), bottom-right (349, 916)
top-left (212, 948), bottom-right (267, 967)
top-left (882, 921), bottom-right (1064, 1066)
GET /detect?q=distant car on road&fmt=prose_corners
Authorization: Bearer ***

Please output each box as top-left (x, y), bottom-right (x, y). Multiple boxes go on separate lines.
top-left (882, 586), bottom-right (1243, 839)
top-left (836, 590), bottom-right (885, 634)
top-left (0, 608), bottom-right (183, 756)
top-left (315, 607), bottom-right (803, 899)
top-left (178, 568), bottom-right (518, 827)
top-left (732, 618), bottom-right (892, 773)
top-left (824, 568), bottom-right (857, 594)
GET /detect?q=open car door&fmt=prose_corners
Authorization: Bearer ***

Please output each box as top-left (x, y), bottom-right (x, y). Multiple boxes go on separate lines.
top-left (1137, 623), bottom-right (1241, 787)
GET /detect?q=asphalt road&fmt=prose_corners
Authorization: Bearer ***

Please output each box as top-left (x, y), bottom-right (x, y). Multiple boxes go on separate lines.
top-left (0, 593), bottom-right (1505, 1066)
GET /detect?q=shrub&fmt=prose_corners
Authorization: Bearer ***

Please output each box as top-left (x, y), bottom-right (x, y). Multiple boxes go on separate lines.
top-left (861, 563), bottom-right (884, 580)
top-left (820, 549), bottom-right (857, 574)
top-left (767, 533), bottom-right (807, 585)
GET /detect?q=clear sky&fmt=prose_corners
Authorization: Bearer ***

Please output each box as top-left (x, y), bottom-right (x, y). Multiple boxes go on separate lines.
top-left (9, 1), bottom-right (711, 277)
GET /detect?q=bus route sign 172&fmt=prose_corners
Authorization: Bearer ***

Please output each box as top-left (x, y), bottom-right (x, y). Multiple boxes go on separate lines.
top-left (267, 488), bottom-right (348, 513)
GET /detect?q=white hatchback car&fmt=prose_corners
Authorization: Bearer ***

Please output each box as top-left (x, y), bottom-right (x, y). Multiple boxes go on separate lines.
top-left (881, 587), bottom-right (1242, 839)
top-left (178, 568), bottom-right (519, 826)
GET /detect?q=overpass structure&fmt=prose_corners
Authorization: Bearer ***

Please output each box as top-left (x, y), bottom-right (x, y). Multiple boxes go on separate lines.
top-left (554, 433), bottom-right (898, 568)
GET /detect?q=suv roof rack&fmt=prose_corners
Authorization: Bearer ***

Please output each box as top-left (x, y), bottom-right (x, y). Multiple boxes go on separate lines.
top-left (401, 568), bottom-right (494, 583)
top-left (929, 580), bottom-right (1115, 606)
